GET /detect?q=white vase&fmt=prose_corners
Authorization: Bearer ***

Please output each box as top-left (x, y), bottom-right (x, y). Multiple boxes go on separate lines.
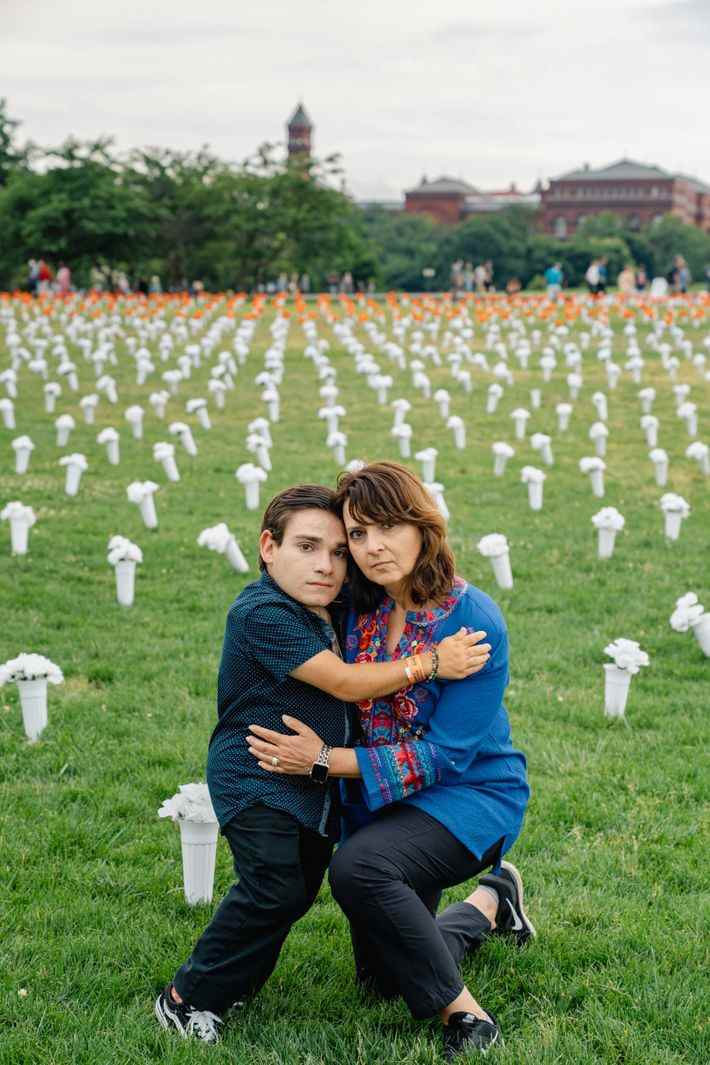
top-left (245, 481), bottom-right (260, 510)
top-left (490, 551), bottom-right (513, 590)
top-left (557, 410), bottom-right (571, 431)
top-left (452, 424), bottom-right (466, 449)
top-left (17, 677), bottom-right (48, 740)
top-left (333, 444), bottom-right (346, 465)
top-left (65, 465), bottom-right (83, 496)
top-left (107, 439), bottom-right (120, 465)
top-left (57, 427), bottom-right (70, 447)
top-left (226, 538), bottom-right (249, 573)
top-left (530, 389), bottom-right (541, 409)
top-left (590, 469), bottom-right (605, 497)
top-left (115, 559), bottom-right (136, 606)
top-left (420, 458), bottom-right (435, 482)
top-left (15, 447), bottom-right (32, 474)
top-left (179, 819), bottom-right (219, 905)
top-left (161, 455), bottom-right (180, 482)
top-left (10, 519), bottom-right (29, 555)
top-left (597, 527), bottom-right (617, 560)
top-left (139, 495), bottom-right (158, 529)
top-left (663, 511), bottom-right (682, 540)
top-left (690, 614), bottom-right (710, 657)
top-left (653, 460), bottom-right (668, 487)
top-left (603, 664), bottom-right (631, 718)
top-left (129, 421), bottom-right (143, 441)
top-left (528, 481), bottom-right (543, 511)
top-left (197, 407), bottom-right (211, 430)
top-left (397, 436), bottom-right (411, 458)
top-left (493, 453), bottom-right (508, 476)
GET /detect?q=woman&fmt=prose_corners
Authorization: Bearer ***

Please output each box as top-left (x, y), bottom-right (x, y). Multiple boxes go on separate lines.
top-left (248, 462), bottom-right (532, 1059)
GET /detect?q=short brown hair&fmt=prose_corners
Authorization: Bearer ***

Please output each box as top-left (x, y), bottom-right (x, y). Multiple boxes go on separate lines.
top-left (259, 484), bottom-right (338, 571)
top-left (333, 461), bottom-right (455, 612)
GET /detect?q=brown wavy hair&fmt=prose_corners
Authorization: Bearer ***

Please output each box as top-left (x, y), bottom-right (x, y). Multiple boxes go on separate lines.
top-left (334, 461), bottom-right (455, 613)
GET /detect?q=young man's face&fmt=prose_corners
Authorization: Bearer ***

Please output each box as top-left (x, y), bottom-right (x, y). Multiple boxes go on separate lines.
top-left (260, 508), bottom-right (348, 609)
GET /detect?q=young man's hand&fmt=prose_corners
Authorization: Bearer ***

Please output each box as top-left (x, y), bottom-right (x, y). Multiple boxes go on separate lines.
top-left (247, 716), bottom-right (323, 775)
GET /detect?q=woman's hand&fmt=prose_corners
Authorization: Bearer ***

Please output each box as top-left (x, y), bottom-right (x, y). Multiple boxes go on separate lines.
top-left (247, 716), bottom-right (323, 775)
top-left (436, 628), bottom-right (491, 680)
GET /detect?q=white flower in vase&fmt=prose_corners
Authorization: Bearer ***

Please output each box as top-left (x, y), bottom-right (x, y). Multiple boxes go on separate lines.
top-left (415, 447), bottom-right (437, 483)
top-left (97, 374), bottom-right (118, 403)
top-left (248, 417), bottom-right (272, 448)
top-left (0, 368), bottom-right (18, 398)
top-left (477, 532), bottom-right (513, 589)
top-left (659, 493), bottom-right (690, 540)
top-left (11, 435), bottom-right (34, 475)
top-left (390, 398), bottom-right (411, 429)
top-left (318, 405), bottom-right (346, 437)
top-left (149, 390), bottom-right (170, 419)
top-left (79, 394), bottom-right (99, 424)
top-left (158, 782), bottom-right (219, 905)
top-left (153, 441), bottom-right (180, 482)
top-left (1, 500), bottom-right (36, 555)
top-left (319, 383), bottom-right (339, 408)
top-left (59, 453), bottom-right (88, 496)
top-left (235, 463), bottom-right (267, 510)
top-left (107, 534), bottom-right (143, 607)
top-left (670, 592), bottom-right (710, 657)
top-left (0, 651), bottom-right (63, 740)
top-left (520, 465), bottom-right (546, 510)
top-left (169, 421), bottom-right (198, 456)
top-left (685, 441), bottom-right (710, 475)
top-left (638, 387), bottom-right (656, 414)
top-left (566, 372), bottom-right (582, 400)
top-left (186, 398), bottom-right (211, 431)
top-left (492, 441), bottom-right (515, 476)
top-left (591, 391), bottom-right (608, 422)
top-left (434, 389), bottom-right (450, 418)
top-left (423, 481), bottom-right (449, 520)
top-left (262, 386), bottom-right (280, 422)
top-left (0, 398), bottom-right (15, 429)
top-left (589, 421), bottom-right (609, 457)
top-left (246, 432), bottom-right (272, 470)
top-left (530, 432), bottom-right (553, 466)
top-left (602, 638), bottom-right (649, 718)
top-left (605, 362), bottom-right (621, 389)
top-left (579, 456), bottom-right (606, 497)
top-left (197, 522), bottom-right (249, 573)
top-left (640, 414), bottom-right (659, 448)
top-left (97, 427), bottom-right (120, 465)
top-left (486, 383), bottom-right (503, 414)
top-left (391, 422), bottom-right (413, 458)
top-left (677, 401), bottom-right (698, 437)
top-left (530, 388), bottom-right (541, 409)
top-left (124, 405), bottom-right (145, 440)
top-left (591, 506), bottom-right (625, 559)
top-left (162, 369), bottom-right (183, 395)
top-left (55, 413), bottom-right (75, 447)
top-left (446, 415), bottom-right (466, 450)
top-left (649, 448), bottom-right (669, 486)
top-left (510, 408), bottom-right (530, 440)
top-left (556, 402), bottom-right (573, 431)
top-left (208, 378), bottom-right (227, 410)
top-left (327, 430), bottom-right (347, 465)
top-left (127, 480), bottom-right (160, 529)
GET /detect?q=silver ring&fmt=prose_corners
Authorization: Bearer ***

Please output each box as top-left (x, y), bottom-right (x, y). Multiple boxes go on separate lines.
top-left (271, 756), bottom-right (279, 767)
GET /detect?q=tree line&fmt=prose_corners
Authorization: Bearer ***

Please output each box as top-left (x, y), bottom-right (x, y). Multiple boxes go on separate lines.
top-left (1, 100), bottom-right (708, 293)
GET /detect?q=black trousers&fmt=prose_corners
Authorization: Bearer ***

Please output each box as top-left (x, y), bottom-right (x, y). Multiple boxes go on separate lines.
top-left (329, 805), bottom-right (501, 1019)
top-left (174, 803), bottom-right (333, 1014)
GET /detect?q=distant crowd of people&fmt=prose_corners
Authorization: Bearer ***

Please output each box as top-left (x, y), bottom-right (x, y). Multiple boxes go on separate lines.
top-left (544, 253), bottom-right (697, 300)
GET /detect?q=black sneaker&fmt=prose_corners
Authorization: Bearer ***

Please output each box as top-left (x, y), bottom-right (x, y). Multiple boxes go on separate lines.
top-left (479, 860), bottom-right (536, 946)
top-left (155, 985), bottom-right (223, 1044)
top-left (443, 1011), bottom-right (501, 1059)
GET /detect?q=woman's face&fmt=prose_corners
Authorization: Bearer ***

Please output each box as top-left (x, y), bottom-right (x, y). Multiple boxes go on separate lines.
top-left (343, 501), bottom-right (423, 593)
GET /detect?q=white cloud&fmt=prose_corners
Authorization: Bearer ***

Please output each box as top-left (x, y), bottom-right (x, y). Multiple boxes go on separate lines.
top-left (2, 0), bottom-right (707, 198)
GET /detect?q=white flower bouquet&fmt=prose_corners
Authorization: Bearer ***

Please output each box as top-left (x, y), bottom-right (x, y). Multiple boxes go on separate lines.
top-left (197, 522), bottom-right (249, 573)
top-left (477, 532), bottom-right (513, 589)
top-left (591, 506), bottom-right (625, 560)
top-left (670, 592), bottom-right (710, 656)
top-left (0, 652), bottom-right (63, 740)
top-left (602, 638), bottom-right (649, 718)
top-left (159, 782), bottom-right (219, 904)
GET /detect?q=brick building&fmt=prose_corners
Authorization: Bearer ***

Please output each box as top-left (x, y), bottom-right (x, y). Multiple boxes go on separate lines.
top-left (404, 175), bottom-right (540, 225)
top-left (540, 158), bottom-right (710, 238)
top-left (287, 102), bottom-right (313, 160)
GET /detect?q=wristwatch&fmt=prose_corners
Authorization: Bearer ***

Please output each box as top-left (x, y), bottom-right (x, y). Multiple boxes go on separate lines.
top-left (310, 744), bottom-right (332, 784)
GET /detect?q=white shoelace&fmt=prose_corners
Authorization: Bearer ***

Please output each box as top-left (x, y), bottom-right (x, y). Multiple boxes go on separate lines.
top-left (187, 1008), bottom-right (223, 1041)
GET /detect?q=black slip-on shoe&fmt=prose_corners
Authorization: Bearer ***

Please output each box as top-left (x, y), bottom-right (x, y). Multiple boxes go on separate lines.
top-left (155, 985), bottom-right (223, 1044)
top-left (479, 860), bottom-right (536, 946)
top-left (443, 1011), bottom-right (501, 1059)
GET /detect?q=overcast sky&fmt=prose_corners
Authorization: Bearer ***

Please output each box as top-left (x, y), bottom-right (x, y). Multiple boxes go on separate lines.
top-left (2, 0), bottom-right (708, 199)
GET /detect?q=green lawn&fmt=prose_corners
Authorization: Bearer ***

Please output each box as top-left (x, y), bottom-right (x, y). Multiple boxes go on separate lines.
top-left (1, 294), bottom-right (708, 1064)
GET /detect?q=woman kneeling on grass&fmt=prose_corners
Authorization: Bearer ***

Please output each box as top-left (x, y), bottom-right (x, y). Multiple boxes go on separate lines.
top-left (248, 462), bottom-right (534, 1059)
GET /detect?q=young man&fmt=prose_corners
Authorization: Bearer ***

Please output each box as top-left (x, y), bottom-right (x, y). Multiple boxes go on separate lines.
top-left (155, 484), bottom-right (488, 1043)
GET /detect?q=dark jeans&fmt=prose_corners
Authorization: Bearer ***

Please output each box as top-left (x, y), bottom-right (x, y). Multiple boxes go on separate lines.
top-left (174, 803), bottom-right (333, 1014)
top-left (330, 805), bottom-right (501, 1019)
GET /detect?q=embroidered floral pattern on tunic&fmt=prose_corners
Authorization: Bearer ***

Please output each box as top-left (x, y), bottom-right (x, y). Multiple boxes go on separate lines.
top-left (348, 578), bottom-right (467, 804)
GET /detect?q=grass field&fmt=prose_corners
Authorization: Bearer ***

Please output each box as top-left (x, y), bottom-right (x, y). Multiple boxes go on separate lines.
top-left (1, 291), bottom-right (708, 1065)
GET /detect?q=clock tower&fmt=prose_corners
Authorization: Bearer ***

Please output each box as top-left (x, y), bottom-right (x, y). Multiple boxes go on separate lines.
top-left (287, 102), bottom-right (313, 160)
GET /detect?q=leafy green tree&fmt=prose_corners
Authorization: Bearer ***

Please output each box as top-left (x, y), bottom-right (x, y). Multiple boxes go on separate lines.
top-left (360, 209), bottom-right (444, 290)
top-left (437, 207), bottom-right (537, 287)
top-left (0, 98), bottom-right (31, 187)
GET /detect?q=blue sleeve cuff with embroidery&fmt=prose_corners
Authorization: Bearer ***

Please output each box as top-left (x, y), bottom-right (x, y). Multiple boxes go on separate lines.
top-left (356, 741), bottom-right (445, 811)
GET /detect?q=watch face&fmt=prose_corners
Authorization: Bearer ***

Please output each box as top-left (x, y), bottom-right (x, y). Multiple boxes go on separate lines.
top-left (311, 761), bottom-right (329, 784)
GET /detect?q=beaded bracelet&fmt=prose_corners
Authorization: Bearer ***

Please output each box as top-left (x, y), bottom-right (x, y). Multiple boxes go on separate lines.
top-left (428, 645), bottom-right (440, 682)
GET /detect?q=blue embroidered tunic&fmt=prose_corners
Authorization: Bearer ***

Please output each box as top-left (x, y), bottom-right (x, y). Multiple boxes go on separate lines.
top-left (343, 578), bottom-right (529, 859)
